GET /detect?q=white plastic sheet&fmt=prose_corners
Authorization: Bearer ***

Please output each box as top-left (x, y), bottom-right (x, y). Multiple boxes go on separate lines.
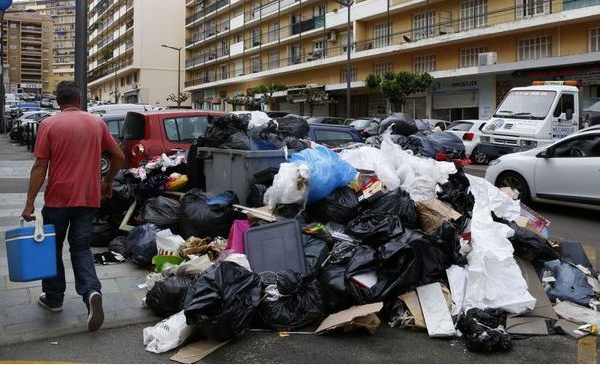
top-left (263, 162), bottom-right (310, 209)
top-left (339, 133), bottom-right (456, 202)
top-left (461, 175), bottom-right (536, 314)
top-left (155, 229), bottom-right (185, 257)
top-left (143, 310), bottom-right (195, 354)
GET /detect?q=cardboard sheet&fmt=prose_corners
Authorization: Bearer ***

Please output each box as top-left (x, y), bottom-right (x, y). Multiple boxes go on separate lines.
top-left (170, 340), bottom-right (229, 364)
top-left (316, 302), bottom-right (383, 335)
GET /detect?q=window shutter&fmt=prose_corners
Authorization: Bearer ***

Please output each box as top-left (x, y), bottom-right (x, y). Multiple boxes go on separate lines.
top-left (515, 0), bottom-right (524, 19)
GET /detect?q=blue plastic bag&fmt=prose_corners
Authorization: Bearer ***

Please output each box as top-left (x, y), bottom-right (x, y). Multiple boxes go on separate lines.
top-left (289, 145), bottom-right (357, 204)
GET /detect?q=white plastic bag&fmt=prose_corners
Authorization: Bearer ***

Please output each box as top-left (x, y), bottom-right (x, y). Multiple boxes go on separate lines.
top-left (462, 175), bottom-right (536, 314)
top-left (143, 310), bottom-right (194, 354)
top-left (155, 229), bottom-right (185, 257)
top-left (223, 253), bottom-right (251, 271)
top-left (263, 162), bottom-right (310, 209)
top-left (176, 254), bottom-right (213, 277)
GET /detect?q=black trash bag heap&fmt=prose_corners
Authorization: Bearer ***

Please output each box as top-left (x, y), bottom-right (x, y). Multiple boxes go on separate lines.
top-left (199, 113), bottom-right (253, 150)
top-left (362, 188), bottom-right (421, 230)
top-left (179, 189), bottom-right (239, 240)
top-left (308, 187), bottom-right (360, 225)
top-left (143, 196), bottom-right (181, 231)
top-left (90, 212), bottom-right (118, 247)
top-left (108, 235), bottom-right (129, 258)
top-left (257, 271), bottom-right (325, 330)
top-left (378, 113), bottom-right (418, 136)
top-left (146, 275), bottom-right (193, 318)
top-left (318, 240), bottom-right (359, 312)
top-left (183, 261), bottom-right (262, 341)
top-left (456, 308), bottom-right (512, 353)
top-left (303, 234), bottom-right (330, 274)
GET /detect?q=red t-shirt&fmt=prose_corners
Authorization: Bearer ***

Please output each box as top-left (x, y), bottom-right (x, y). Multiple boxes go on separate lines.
top-left (34, 110), bottom-right (117, 208)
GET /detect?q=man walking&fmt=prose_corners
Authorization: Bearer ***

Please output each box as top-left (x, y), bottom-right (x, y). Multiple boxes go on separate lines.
top-left (21, 81), bottom-right (125, 332)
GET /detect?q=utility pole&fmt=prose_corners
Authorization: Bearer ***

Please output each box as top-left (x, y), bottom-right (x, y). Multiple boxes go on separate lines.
top-left (75, 0), bottom-right (87, 109)
top-left (335, 0), bottom-right (353, 119)
top-left (161, 44), bottom-right (182, 108)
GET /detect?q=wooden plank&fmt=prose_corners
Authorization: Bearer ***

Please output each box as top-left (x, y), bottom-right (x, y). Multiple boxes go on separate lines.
top-left (416, 282), bottom-right (456, 337)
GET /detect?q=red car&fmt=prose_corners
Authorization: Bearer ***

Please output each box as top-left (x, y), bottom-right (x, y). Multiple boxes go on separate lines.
top-left (120, 110), bottom-right (224, 168)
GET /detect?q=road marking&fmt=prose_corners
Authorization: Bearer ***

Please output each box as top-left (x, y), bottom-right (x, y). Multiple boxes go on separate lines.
top-left (577, 335), bottom-right (597, 364)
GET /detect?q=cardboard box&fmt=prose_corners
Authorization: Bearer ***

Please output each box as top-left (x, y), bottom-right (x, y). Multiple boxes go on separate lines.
top-left (316, 302), bottom-right (383, 335)
top-left (415, 198), bottom-right (462, 235)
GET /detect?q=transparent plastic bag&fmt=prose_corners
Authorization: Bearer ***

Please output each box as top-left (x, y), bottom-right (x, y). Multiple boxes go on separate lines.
top-left (143, 310), bottom-right (194, 354)
top-left (263, 162), bottom-right (311, 209)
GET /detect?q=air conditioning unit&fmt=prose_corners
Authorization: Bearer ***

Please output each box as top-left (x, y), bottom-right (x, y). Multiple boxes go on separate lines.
top-left (326, 30), bottom-right (337, 42)
top-left (478, 52), bottom-right (497, 66)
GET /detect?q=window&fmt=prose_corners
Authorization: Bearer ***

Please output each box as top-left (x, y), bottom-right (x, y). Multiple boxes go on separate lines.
top-left (163, 116), bottom-right (209, 142)
top-left (448, 121), bottom-right (474, 131)
top-left (269, 51), bottom-right (279, 69)
top-left (460, 46), bottom-right (488, 67)
top-left (290, 44), bottom-right (301, 64)
top-left (251, 56), bottom-right (261, 73)
top-left (553, 93), bottom-right (575, 118)
top-left (341, 30), bottom-right (353, 52)
top-left (313, 129), bottom-right (355, 147)
top-left (460, 0), bottom-right (487, 31)
top-left (374, 22), bottom-right (392, 48)
top-left (374, 62), bottom-right (394, 76)
top-left (219, 63), bottom-right (228, 79)
top-left (120, 78), bottom-right (125, 87)
top-left (552, 134), bottom-right (600, 158)
top-left (516, 0), bottom-right (550, 18)
top-left (268, 21), bottom-right (279, 43)
top-left (591, 27), bottom-right (600, 52)
top-left (518, 35), bottom-right (551, 61)
top-left (341, 67), bottom-right (358, 83)
top-left (414, 55), bottom-right (436, 73)
top-left (252, 27), bottom-right (261, 46)
top-left (413, 11), bottom-right (434, 41)
top-left (235, 59), bottom-right (243, 76)
top-left (133, 72), bottom-right (138, 83)
top-left (313, 40), bottom-right (325, 58)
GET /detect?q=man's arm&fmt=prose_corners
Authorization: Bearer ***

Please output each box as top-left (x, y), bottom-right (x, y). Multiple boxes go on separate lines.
top-left (22, 158), bottom-right (49, 221)
top-left (101, 143), bottom-right (125, 199)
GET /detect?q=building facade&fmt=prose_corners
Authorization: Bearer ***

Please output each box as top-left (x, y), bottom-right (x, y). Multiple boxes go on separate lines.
top-left (12, 0), bottom-right (76, 93)
top-left (87, 0), bottom-right (186, 106)
top-left (183, 0), bottom-right (600, 120)
top-left (2, 11), bottom-right (53, 94)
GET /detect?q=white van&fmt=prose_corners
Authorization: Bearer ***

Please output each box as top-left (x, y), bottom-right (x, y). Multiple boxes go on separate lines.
top-left (87, 103), bottom-right (153, 115)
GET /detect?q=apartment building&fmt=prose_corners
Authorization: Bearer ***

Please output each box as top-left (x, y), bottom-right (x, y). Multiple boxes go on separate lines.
top-left (87, 0), bottom-right (186, 106)
top-left (183, 0), bottom-right (600, 120)
top-left (2, 11), bottom-right (53, 94)
top-left (13, 0), bottom-right (76, 92)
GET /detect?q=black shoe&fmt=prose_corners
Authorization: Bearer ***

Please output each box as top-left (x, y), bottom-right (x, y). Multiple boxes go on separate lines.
top-left (87, 291), bottom-right (104, 332)
top-left (38, 293), bottom-right (63, 312)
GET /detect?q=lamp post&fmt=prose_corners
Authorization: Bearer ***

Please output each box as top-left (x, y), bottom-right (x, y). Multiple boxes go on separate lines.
top-left (0, 2), bottom-right (36, 134)
top-left (161, 44), bottom-right (182, 108)
top-left (335, 0), bottom-right (353, 119)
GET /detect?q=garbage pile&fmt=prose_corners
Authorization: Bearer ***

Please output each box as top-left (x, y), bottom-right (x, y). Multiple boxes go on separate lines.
top-left (93, 125), bottom-right (600, 360)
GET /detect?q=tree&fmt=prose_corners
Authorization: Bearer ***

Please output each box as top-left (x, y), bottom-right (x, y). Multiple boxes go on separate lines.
top-left (249, 83), bottom-right (287, 110)
top-left (225, 92), bottom-right (258, 111)
top-left (101, 46), bottom-right (113, 62)
top-left (166, 92), bottom-right (190, 106)
top-left (287, 86), bottom-right (330, 116)
top-left (365, 71), bottom-right (434, 113)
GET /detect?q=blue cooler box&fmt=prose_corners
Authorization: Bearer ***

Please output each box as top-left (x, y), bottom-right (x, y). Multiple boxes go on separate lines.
top-left (5, 219), bottom-right (57, 282)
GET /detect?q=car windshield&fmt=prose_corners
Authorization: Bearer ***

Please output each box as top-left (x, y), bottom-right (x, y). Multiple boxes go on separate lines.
top-left (585, 101), bottom-right (600, 112)
top-left (493, 90), bottom-right (555, 120)
top-left (448, 121), bottom-right (474, 131)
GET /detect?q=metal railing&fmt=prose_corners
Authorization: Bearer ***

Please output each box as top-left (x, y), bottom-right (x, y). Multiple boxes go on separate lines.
top-left (186, 0), bottom-right (230, 25)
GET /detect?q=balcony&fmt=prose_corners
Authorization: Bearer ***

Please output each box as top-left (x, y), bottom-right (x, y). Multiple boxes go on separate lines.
top-left (186, 0), bottom-right (229, 26)
top-left (88, 58), bottom-right (134, 83)
top-left (291, 15), bottom-right (324, 35)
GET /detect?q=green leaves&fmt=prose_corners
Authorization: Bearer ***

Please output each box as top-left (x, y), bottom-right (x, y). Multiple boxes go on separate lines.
top-left (364, 71), bottom-right (434, 112)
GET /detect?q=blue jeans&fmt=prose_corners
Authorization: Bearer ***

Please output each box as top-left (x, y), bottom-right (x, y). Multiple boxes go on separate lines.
top-left (41, 206), bottom-right (102, 307)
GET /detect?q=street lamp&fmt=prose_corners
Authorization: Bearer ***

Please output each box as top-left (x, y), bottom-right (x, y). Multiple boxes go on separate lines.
top-left (335, 0), bottom-right (353, 119)
top-left (161, 44), bottom-right (182, 108)
top-left (0, 3), bottom-right (36, 134)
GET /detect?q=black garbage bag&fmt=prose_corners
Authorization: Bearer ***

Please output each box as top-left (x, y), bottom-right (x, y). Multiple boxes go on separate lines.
top-left (138, 173), bottom-right (169, 198)
top-left (220, 131), bottom-right (254, 150)
top-left (318, 241), bottom-right (358, 312)
top-left (143, 196), bottom-right (181, 229)
top-left (126, 223), bottom-right (161, 268)
top-left (283, 136), bottom-right (310, 151)
top-left (183, 261), bottom-right (261, 341)
top-left (146, 276), bottom-right (193, 318)
top-left (438, 164), bottom-right (475, 219)
top-left (247, 184), bottom-right (268, 208)
top-left (214, 113), bottom-right (249, 131)
top-left (308, 187), bottom-right (359, 225)
top-left (303, 234), bottom-right (330, 273)
top-left (91, 213), bottom-right (117, 247)
top-left (346, 213), bottom-right (403, 245)
top-left (407, 132), bottom-right (466, 159)
top-left (187, 138), bottom-right (205, 190)
top-left (379, 113), bottom-right (418, 136)
top-left (108, 235), bottom-right (129, 258)
top-left (101, 176), bottom-right (136, 214)
top-left (257, 271), bottom-right (325, 330)
top-left (561, 241), bottom-right (595, 273)
top-left (275, 117), bottom-right (310, 138)
top-left (365, 188), bottom-right (420, 230)
top-left (365, 136), bottom-right (382, 148)
top-left (456, 308), bottom-right (512, 353)
top-left (508, 223), bottom-right (558, 263)
top-left (179, 189), bottom-right (239, 240)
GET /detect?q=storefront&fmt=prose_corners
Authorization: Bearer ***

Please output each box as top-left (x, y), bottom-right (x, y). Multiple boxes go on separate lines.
top-left (431, 78), bottom-right (480, 122)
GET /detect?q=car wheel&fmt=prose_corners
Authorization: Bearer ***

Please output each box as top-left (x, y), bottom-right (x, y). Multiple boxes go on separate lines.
top-left (471, 147), bottom-right (488, 165)
top-left (101, 152), bottom-right (111, 176)
top-left (496, 171), bottom-right (531, 203)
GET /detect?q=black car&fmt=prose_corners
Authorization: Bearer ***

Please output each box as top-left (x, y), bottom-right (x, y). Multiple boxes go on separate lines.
top-left (308, 123), bottom-right (364, 148)
top-left (583, 101), bottom-right (600, 126)
top-left (307, 116), bottom-right (347, 125)
top-left (265, 111), bottom-right (290, 118)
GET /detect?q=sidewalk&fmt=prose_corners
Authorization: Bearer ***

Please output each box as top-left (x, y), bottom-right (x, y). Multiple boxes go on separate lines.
top-left (0, 134), bottom-right (159, 346)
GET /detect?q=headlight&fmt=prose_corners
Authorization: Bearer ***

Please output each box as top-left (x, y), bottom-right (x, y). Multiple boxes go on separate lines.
top-left (520, 140), bottom-right (538, 148)
top-left (488, 159), bottom-right (501, 166)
